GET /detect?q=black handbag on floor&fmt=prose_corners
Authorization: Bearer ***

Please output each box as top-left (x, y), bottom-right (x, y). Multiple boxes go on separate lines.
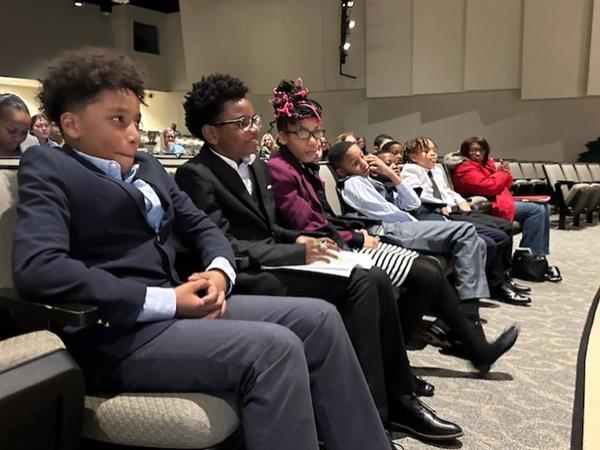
top-left (512, 250), bottom-right (562, 282)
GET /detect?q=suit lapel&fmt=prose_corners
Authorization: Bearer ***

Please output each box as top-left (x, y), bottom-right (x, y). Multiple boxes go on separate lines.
top-left (199, 147), bottom-right (267, 221)
top-left (251, 159), bottom-right (278, 225)
top-left (63, 146), bottom-right (149, 225)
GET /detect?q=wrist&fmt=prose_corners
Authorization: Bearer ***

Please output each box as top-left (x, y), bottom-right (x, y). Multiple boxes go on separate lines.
top-left (208, 269), bottom-right (228, 292)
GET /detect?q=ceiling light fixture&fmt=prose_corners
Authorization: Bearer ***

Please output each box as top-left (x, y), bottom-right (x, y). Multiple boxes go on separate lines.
top-left (339, 0), bottom-right (356, 78)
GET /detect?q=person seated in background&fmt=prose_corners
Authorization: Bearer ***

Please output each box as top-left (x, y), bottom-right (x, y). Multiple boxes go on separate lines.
top-left (267, 79), bottom-right (517, 377)
top-left (48, 122), bottom-right (64, 147)
top-left (373, 133), bottom-right (394, 154)
top-left (356, 135), bottom-right (367, 154)
top-left (374, 147), bottom-right (401, 177)
top-left (449, 137), bottom-right (551, 259)
top-left (319, 135), bottom-right (330, 160)
top-left (401, 137), bottom-right (531, 305)
top-left (258, 132), bottom-right (277, 159)
top-left (156, 127), bottom-right (186, 156)
top-left (380, 140), bottom-right (404, 164)
top-left (11, 47), bottom-right (395, 450)
top-left (30, 113), bottom-right (61, 148)
top-left (336, 131), bottom-right (357, 143)
top-left (326, 140), bottom-right (492, 328)
top-left (0, 93), bottom-right (31, 156)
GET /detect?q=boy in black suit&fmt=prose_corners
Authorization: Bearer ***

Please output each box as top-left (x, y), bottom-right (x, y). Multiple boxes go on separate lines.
top-left (11, 47), bottom-right (395, 450)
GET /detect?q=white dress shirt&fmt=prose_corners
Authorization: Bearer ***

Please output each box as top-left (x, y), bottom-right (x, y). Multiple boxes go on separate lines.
top-left (211, 149), bottom-right (256, 195)
top-left (401, 163), bottom-right (466, 208)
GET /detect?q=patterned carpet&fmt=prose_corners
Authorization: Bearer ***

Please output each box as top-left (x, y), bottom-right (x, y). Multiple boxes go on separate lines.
top-left (394, 216), bottom-right (600, 450)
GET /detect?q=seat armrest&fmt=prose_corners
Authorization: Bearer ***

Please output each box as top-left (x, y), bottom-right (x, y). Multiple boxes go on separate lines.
top-left (554, 180), bottom-right (576, 189)
top-left (0, 288), bottom-right (98, 328)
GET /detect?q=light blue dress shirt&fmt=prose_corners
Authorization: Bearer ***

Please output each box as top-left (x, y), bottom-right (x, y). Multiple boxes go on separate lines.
top-left (341, 176), bottom-right (421, 223)
top-left (75, 150), bottom-right (235, 322)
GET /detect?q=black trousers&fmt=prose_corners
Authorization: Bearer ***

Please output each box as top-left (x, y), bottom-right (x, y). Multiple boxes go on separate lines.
top-left (235, 266), bottom-right (420, 420)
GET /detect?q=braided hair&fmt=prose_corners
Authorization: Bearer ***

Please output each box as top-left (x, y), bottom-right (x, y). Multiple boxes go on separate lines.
top-left (270, 78), bottom-right (323, 131)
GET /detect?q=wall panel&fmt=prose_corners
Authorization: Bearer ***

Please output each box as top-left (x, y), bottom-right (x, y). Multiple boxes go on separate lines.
top-left (587, 0), bottom-right (600, 94)
top-left (365, 0), bottom-right (412, 97)
top-left (412, 0), bottom-right (465, 94)
top-left (522, 0), bottom-right (593, 99)
top-left (464, 0), bottom-right (522, 90)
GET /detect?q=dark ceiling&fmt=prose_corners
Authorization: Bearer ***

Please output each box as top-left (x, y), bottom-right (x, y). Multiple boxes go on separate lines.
top-left (82, 0), bottom-right (180, 14)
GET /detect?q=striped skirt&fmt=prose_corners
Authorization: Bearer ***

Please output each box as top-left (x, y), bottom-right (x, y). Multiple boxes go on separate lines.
top-left (354, 242), bottom-right (419, 287)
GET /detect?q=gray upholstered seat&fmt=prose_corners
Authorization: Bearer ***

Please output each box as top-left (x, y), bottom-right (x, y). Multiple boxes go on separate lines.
top-left (543, 164), bottom-right (591, 228)
top-left (318, 162), bottom-right (343, 216)
top-left (83, 392), bottom-right (239, 449)
top-left (0, 166), bottom-right (242, 449)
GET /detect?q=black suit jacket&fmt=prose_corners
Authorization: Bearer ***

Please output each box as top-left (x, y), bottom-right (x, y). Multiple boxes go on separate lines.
top-left (12, 146), bottom-right (235, 365)
top-left (175, 145), bottom-right (307, 270)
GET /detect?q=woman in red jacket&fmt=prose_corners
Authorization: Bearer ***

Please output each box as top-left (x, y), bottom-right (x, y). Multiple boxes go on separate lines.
top-left (452, 137), bottom-right (550, 256)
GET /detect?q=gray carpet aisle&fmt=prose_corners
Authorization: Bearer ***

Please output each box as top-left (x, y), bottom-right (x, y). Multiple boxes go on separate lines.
top-left (395, 218), bottom-right (600, 450)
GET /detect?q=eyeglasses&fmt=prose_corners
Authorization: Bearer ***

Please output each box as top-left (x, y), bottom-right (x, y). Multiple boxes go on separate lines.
top-left (469, 147), bottom-right (483, 154)
top-left (286, 129), bottom-right (326, 140)
top-left (211, 114), bottom-right (263, 131)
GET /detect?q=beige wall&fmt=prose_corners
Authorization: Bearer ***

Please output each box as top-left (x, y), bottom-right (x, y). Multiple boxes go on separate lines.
top-left (366, 0), bottom-right (600, 100)
top-left (179, 0), bottom-right (365, 95)
top-left (2, 0), bottom-right (599, 162)
top-left (0, 0), bottom-right (183, 91)
top-left (249, 88), bottom-right (600, 163)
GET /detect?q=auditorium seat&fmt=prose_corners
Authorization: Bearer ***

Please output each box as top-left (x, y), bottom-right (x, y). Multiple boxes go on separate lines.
top-left (589, 163), bottom-right (600, 181)
top-left (574, 164), bottom-right (600, 219)
top-left (508, 161), bottom-right (533, 194)
top-left (562, 164), bottom-right (600, 221)
top-left (519, 162), bottom-right (548, 194)
top-left (0, 330), bottom-right (84, 450)
top-left (543, 164), bottom-right (591, 228)
top-left (318, 162), bottom-right (343, 216)
top-left (0, 165), bottom-right (243, 450)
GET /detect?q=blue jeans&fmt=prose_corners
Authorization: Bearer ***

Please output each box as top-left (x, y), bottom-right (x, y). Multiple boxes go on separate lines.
top-left (514, 201), bottom-right (550, 255)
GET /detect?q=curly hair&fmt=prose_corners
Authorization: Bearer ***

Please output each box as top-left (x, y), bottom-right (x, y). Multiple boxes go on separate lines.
top-left (37, 47), bottom-right (146, 125)
top-left (183, 74), bottom-right (248, 140)
top-left (402, 137), bottom-right (433, 163)
top-left (270, 78), bottom-right (322, 131)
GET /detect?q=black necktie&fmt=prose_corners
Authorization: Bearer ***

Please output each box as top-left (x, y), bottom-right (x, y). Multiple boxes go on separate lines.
top-left (427, 170), bottom-right (442, 200)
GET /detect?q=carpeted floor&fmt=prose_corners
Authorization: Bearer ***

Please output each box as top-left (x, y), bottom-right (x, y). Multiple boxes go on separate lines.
top-left (394, 216), bottom-right (600, 450)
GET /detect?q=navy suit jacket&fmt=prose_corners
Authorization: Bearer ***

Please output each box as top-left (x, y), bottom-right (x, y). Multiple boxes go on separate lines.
top-left (12, 146), bottom-right (235, 367)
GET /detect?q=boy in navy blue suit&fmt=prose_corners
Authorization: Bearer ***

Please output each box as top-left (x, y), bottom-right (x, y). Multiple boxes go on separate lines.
top-left (11, 47), bottom-right (394, 450)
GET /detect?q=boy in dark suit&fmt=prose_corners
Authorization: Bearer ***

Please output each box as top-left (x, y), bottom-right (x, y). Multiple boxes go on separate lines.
top-left (11, 47), bottom-right (395, 450)
top-left (175, 74), bottom-right (464, 443)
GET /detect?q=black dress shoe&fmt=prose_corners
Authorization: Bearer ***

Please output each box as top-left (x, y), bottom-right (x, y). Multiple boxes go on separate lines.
top-left (414, 376), bottom-right (435, 397)
top-left (387, 394), bottom-right (463, 441)
top-left (492, 282), bottom-right (531, 305)
top-left (507, 278), bottom-right (531, 293)
top-left (471, 325), bottom-right (519, 373)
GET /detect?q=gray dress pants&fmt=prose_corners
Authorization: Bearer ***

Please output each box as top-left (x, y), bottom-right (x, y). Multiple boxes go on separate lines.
top-left (104, 295), bottom-right (391, 450)
top-left (380, 220), bottom-right (490, 300)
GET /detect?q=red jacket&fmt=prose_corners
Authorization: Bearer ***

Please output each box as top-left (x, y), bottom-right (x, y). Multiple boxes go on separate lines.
top-left (452, 157), bottom-right (515, 221)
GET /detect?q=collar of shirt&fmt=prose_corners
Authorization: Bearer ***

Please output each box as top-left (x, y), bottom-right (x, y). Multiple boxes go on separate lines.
top-left (210, 148), bottom-right (256, 195)
top-left (74, 149), bottom-right (138, 182)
